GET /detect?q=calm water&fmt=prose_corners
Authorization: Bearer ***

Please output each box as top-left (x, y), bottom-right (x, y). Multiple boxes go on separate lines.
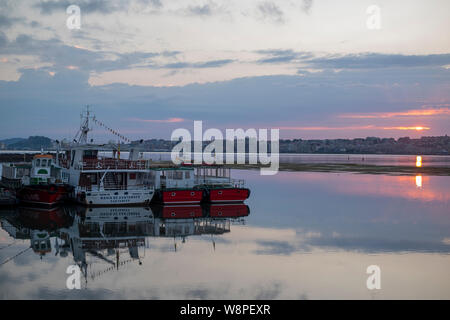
top-left (0, 169), bottom-right (449, 299)
top-left (2, 151), bottom-right (450, 167)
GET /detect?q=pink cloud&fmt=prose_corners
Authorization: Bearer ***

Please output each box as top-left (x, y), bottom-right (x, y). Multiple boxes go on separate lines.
top-left (128, 117), bottom-right (185, 123)
top-left (338, 106), bottom-right (450, 119)
top-left (278, 125), bottom-right (430, 131)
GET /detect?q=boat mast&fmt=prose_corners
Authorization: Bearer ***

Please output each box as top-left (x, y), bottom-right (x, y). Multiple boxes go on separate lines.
top-left (74, 105), bottom-right (94, 145)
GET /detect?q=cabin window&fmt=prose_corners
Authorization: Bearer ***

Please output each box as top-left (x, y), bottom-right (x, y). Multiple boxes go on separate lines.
top-left (36, 159), bottom-right (40, 166)
top-left (185, 171), bottom-right (190, 179)
top-left (41, 159), bottom-right (47, 167)
top-left (83, 150), bottom-right (98, 158)
top-left (129, 173), bottom-right (136, 180)
top-left (172, 171), bottom-right (183, 180)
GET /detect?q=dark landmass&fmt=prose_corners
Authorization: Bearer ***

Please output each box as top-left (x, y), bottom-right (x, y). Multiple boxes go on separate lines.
top-left (1, 135), bottom-right (449, 155)
top-left (0, 136), bottom-right (52, 150)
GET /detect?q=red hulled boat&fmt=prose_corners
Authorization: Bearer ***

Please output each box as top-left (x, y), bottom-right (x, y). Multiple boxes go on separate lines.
top-left (193, 166), bottom-right (251, 203)
top-left (16, 154), bottom-right (72, 206)
top-left (207, 203), bottom-right (250, 218)
top-left (149, 167), bottom-right (203, 204)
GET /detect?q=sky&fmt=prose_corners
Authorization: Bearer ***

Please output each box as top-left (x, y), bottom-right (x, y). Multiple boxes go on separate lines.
top-left (0, 0), bottom-right (449, 141)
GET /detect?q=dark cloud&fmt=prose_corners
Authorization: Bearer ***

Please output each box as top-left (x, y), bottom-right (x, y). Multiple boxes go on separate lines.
top-left (255, 50), bottom-right (450, 69)
top-left (163, 59), bottom-right (234, 69)
top-left (254, 240), bottom-right (298, 255)
top-left (257, 1), bottom-right (284, 24)
top-left (187, 4), bottom-right (212, 16)
top-left (256, 49), bottom-right (313, 64)
top-left (307, 53), bottom-right (450, 69)
top-left (0, 15), bottom-right (23, 28)
top-left (301, 0), bottom-right (313, 14)
top-left (0, 33), bottom-right (176, 73)
top-left (138, 0), bottom-right (163, 8)
top-left (307, 235), bottom-right (450, 253)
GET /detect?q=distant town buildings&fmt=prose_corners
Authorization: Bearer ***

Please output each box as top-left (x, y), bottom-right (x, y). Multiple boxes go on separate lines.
top-left (1, 135), bottom-right (449, 155)
top-left (278, 135), bottom-right (450, 155)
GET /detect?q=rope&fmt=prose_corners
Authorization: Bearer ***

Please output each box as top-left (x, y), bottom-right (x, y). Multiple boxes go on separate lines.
top-left (92, 118), bottom-right (132, 143)
top-left (0, 247), bottom-right (31, 267)
top-left (0, 240), bottom-right (17, 250)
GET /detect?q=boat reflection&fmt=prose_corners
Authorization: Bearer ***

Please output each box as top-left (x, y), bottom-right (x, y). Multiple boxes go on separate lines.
top-left (0, 203), bottom-right (249, 282)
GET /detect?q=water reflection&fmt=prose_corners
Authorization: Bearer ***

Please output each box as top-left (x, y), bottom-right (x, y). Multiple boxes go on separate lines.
top-left (1, 169), bottom-right (449, 299)
top-left (0, 204), bottom-right (249, 285)
top-left (415, 175), bottom-right (422, 188)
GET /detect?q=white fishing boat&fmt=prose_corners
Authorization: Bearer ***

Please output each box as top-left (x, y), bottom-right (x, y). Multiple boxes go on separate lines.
top-left (59, 107), bottom-right (155, 206)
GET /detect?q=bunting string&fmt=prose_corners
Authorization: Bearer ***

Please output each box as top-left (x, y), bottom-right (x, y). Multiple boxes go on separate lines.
top-left (92, 117), bottom-right (132, 143)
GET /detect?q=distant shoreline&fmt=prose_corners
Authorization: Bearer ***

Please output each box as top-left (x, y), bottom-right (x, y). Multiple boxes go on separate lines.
top-left (1, 152), bottom-right (449, 176)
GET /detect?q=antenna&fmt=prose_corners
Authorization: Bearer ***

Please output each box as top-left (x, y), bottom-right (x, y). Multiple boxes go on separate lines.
top-left (73, 105), bottom-right (94, 145)
top-left (73, 105), bottom-right (133, 144)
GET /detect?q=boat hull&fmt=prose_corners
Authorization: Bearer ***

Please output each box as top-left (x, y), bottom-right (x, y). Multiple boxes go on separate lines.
top-left (75, 188), bottom-right (155, 206)
top-left (206, 203), bottom-right (250, 218)
top-left (157, 205), bottom-right (203, 219)
top-left (204, 188), bottom-right (250, 203)
top-left (17, 184), bottom-right (71, 206)
top-left (154, 189), bottom-right (203, 204)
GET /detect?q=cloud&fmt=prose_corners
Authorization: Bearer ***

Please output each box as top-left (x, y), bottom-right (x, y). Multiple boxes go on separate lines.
top-left (0, 66), bottom-right (448, 139)
top-left (301, 0), bottom-right (313, 14)
top-left (256, 49), bottom-right (313, 64)
top-left (254, 50), bottom-right (450, 69)
top-left (0, 15), bottom-right (23, 28)
top-left (128, 117), bottom-right (185, 123)
top-left (163, 59), bottom-right (234, 69)
top-left (279, 125), bottom-right (431, 131)
top-left (257, 2), bottom-right (284, 24)
top-left (0, 32), bottom-right (176, 73)
top-left (138, 0), bottom-right (163, 8)
top-left (308, 53), bottom-right (450, 69)
top-left (186, 4), bottom-right (212, 16)
top-left (339, 107), bottom-right (450, 119)
top-left (34, 0), bottom-right (130, 15)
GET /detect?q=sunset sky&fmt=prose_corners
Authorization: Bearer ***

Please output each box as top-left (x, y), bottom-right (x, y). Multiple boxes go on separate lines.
top-left (0, 0), bottom-right (449, 141)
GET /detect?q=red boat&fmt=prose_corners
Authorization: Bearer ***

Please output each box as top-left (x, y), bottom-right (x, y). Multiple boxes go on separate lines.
top-left (159, 205), bottom-right (203, 219)
top-left (204, 188), bottom-right (250, 203)
top-left (17, 184), bottom-right (71, 206)
top-left (17, 206), bottom-right (74, 231)
top-left (156, 189), bottom-right (203, 204)
top-left (194, 166), bottom-right (250, 203)
top-left (16, 154), bottom-right (72, 206)
top-left (206, 203), bottom-right (250, 218)
top-left (150, 167), bottom-right (204, 204)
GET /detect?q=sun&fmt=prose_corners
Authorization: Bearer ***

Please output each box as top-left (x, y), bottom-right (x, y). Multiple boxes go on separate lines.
top-left (415, 126), bottom-right (425, 131)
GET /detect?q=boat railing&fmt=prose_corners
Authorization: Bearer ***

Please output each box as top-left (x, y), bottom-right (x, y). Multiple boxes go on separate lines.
top-left (196, 178), bottom-right (245, 188)
top-left (75, 158), bottom-right (151, 171)
top-left (78, 185), bottom-right (154, 192)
